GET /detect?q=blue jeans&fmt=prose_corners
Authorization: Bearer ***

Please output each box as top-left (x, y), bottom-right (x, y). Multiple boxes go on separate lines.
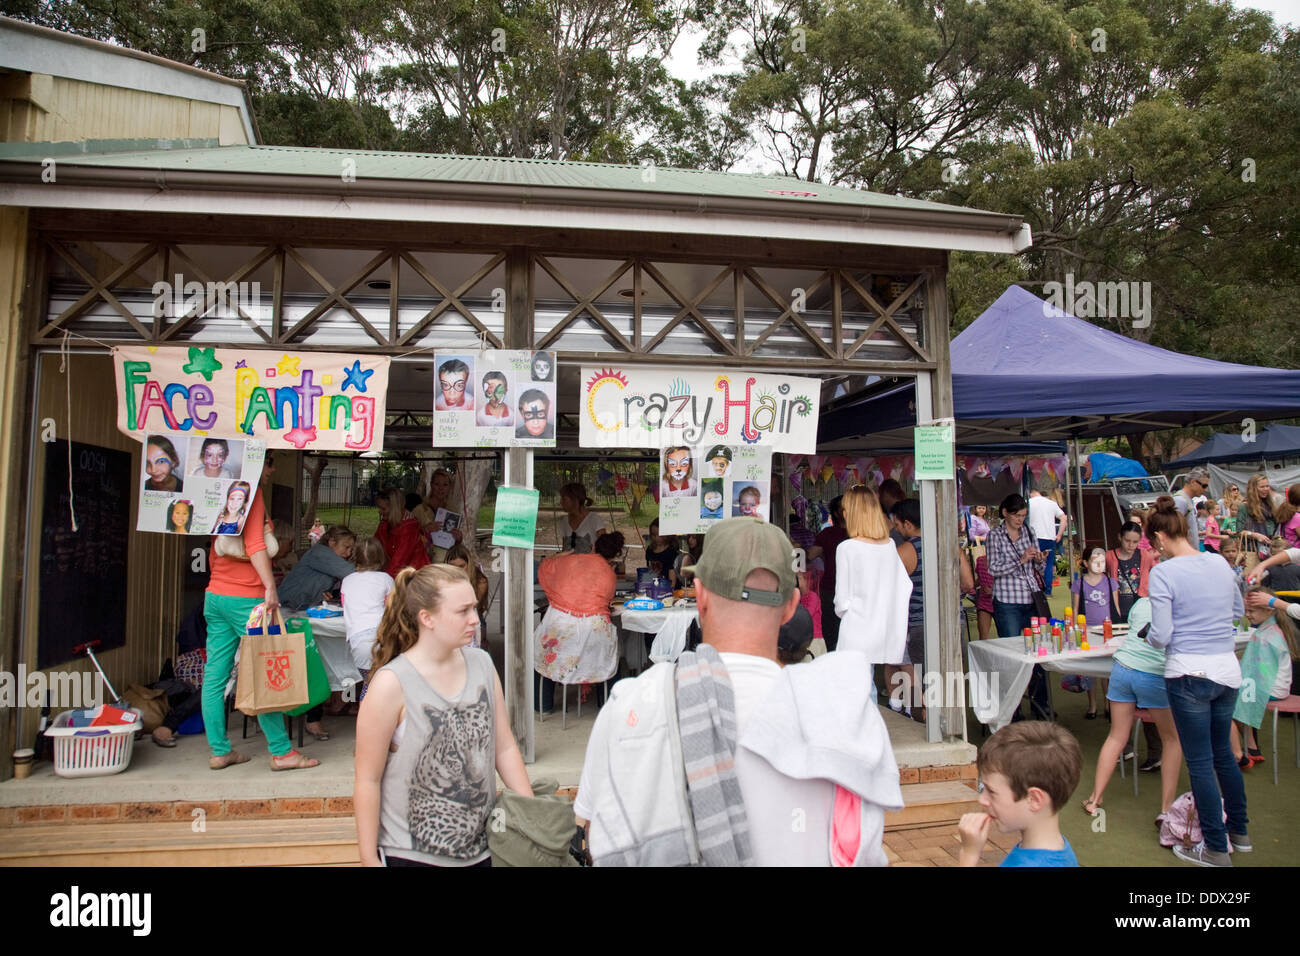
top-left (1037, 539), bottom-right (1059, 595)
top-left (993, 600), bottom-right (1049, 718)
top-left (1165, 675), bottom-right (1248, 854)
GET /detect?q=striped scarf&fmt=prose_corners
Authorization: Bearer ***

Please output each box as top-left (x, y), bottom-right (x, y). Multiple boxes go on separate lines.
top-left (674, 645), bottom-right (753, 866)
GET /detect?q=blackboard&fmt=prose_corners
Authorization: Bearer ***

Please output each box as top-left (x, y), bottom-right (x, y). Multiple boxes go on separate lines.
top-left (39, 440), bottom-right (131, 669)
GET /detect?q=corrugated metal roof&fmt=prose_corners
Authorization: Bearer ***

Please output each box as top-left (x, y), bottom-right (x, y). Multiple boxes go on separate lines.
top-left (0, 140), bottom-right (1009, 219)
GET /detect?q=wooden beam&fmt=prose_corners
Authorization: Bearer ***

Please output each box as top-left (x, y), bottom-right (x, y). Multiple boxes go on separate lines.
top-left (504, 247), bottom-right (533, 762)
top-left (924, 265), bottom-right (963, 743)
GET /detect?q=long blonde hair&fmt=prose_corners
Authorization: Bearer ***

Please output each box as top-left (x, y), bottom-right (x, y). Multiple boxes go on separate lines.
top-left (371, 564), bottom-right (471, 673)
top-left (1245, 473), bottom-right (1273, 525)
top-left (843, 485), bottom-right (891, 541)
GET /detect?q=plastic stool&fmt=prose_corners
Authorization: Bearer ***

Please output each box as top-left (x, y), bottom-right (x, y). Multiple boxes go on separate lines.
top-left (1266, 696), bottom-right (1300, 785)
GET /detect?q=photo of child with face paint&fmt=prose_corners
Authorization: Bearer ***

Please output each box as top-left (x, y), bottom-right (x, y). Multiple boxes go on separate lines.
top-left (476, 370), bottom-right (512, 426)
top-left (436, 357), bottom-right (475, 411)
top-left (704, 445), bottom-right (733, 478)
top-left (733, 483), bottom-right (765, 520)
top-left (660, 446), bottom-right (697, 498)
top-left (514, 386), bottom-right (555, 440)
top-left (530, 350), bottom-right (554, 382)
top-left (700, 478), bottom-right (724, 519)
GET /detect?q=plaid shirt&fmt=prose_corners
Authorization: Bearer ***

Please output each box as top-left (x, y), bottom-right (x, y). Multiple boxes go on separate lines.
top-left (987, 523), bottom-right (1045, 605)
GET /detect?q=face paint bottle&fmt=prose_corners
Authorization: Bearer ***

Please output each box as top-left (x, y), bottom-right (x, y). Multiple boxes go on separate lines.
top-left (1023, 627), bottom-right (1033, 655)
top-left (1103, 618), bottom-right (1113, 643)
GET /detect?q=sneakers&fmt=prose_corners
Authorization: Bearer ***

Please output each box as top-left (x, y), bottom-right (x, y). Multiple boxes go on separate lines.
top-left (1229, 833), bottom-right (1253, 853)
top-left (1172, 841), bottom-right (1233, 867)
top-left (1138, 757), bottom-right (1161, 772)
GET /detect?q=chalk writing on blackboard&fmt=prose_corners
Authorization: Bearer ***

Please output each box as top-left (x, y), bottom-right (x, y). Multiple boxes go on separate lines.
top-left (39, 441), bottom-right (131, 669)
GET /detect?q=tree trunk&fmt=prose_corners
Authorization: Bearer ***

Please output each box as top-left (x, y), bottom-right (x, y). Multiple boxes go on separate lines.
top-left (301, 456), bottom-right (328, 534)
top-left (451, 453), bottom-right (495, 550)
top-left (1126, 431), bottom-right (1147, 471)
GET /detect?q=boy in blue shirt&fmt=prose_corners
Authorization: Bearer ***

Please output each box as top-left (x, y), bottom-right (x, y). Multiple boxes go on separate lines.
top-left (958, 721), bottom-right (1082, 867)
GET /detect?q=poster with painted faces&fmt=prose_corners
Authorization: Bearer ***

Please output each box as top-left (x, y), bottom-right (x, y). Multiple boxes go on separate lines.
top-left (136, 432), bottom-right (265, 535)
top-left (658, 444), bottom-right (772, 535)
top-left (432, 350), bottom-right (556, 448)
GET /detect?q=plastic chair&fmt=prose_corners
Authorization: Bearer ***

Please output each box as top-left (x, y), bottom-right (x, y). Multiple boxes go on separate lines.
top-left (1266, 696), bottom-right (1300, 786)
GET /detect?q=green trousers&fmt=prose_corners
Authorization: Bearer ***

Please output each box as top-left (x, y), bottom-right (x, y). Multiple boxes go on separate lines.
top-left (202, 592), bottom-right (292, 757)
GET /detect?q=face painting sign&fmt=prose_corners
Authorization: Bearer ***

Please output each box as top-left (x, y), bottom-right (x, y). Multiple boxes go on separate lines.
top-left (114, 347), bottom-right (390, 451)
top-left (657, 444), bottom-right (773, 535)
top-left (137, 432), bottom-right (266, 535)
top-left (580, 366), bottom-right (820, 454)
top-left (433, 349), bottom-right (556, 447)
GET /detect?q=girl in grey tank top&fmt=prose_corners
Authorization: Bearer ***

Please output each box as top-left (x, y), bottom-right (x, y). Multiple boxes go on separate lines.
top-left (354, 565), bottom-right (532, 867)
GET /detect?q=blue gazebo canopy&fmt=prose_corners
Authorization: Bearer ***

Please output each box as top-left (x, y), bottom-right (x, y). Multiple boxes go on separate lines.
top-left (1165, 424), bottom-right (1300, 468)
top-left (819, 285), bottom-right (1300, 449)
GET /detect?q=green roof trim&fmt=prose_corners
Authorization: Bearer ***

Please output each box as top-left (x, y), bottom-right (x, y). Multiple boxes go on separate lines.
top-left (0, 141), bottom-right (1015, 221)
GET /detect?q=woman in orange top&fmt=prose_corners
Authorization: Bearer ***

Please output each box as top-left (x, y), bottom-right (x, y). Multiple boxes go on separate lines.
top-left (202, 457), bottom-right (319, 771)
top-left (375, 487), bottom-right (429, 578)
top-left (533, 531), bottom-right (624, 715)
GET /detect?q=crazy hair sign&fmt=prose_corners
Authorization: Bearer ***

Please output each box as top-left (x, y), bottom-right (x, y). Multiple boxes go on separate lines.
top-left (580, 366), bottom-right (820, 454)
top-left (114, 347), bottom-right (391, 451)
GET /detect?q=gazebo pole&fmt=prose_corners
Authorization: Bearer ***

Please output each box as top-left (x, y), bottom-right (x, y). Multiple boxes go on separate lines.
top-left (505, 248), bottom-right (534, 762)
top-left (1072, 438), bottom-right (1086, 585)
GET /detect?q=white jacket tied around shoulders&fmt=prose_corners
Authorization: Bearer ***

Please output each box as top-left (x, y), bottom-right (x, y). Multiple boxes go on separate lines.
top-left (833, 538), bottom-right (913, 663)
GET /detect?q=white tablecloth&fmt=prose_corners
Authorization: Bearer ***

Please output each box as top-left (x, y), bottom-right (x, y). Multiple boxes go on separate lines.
top-left (967, 629), bottom-right (1253, 731)
top-left (614, 604), bottom-right (699, 664)
top-left (289, 613), bottom-right (363, 692)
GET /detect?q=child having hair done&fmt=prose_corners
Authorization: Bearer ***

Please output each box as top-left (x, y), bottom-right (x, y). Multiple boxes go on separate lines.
top-left (355, 565), bottom-right (531, 867)
top-left (342, 536), bottom-right (393, 701)
top-left (1230, 586), bottom-right (1299, 769)
top-left (1070, 548), bottom-right (1120, 718)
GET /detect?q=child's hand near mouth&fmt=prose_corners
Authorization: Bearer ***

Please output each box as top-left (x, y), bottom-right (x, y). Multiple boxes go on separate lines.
top-left (957, 811), bottom-right (993, 866)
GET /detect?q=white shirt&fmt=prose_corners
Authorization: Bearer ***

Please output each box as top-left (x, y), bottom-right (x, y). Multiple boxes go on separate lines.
top-left (833, 538), bottom-right (912, 664)
top-left (1027, 495), bottom-right (1064, 541)
top-left (341, 570), bottom-right (394, 642)
top-left (555, 511), bottom-right (606, 553)
top-left (575, 650), bottom-right (836, 865)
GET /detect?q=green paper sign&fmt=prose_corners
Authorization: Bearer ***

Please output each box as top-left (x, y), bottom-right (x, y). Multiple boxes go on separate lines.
top-left (914, 425), bottom-right (955, 480)
top-left (492, 486), bottom-right (540, 549)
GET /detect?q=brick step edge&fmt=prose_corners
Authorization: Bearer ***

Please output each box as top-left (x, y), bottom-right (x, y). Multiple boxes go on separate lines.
top-left (1, 778), bottom-right (964, 828)
top-left (0, 797), bottom-right (357, 826)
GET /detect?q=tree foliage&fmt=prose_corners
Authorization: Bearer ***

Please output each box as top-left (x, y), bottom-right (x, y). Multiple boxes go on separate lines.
top-left (6, 0), bottom-right (1297, 370)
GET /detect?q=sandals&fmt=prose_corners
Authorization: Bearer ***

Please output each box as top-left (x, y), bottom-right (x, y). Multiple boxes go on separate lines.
top-left (305, 724), bottom-right (331, 741)
top-left (271, 750), bottom-right (321, 772)
top-left (152, 729), bottom-right (178, 748)
top-left (209, 751), bottom-right (251, 770)
top-left (1082, 796), bottom-right (1102, 816)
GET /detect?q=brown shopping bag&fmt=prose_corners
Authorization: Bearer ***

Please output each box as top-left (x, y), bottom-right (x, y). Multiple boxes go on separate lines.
top-left (235, 608), bottom-right (309, 715)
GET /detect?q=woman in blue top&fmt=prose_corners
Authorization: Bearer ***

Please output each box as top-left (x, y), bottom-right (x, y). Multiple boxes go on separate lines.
top-left (1145, 496), bottom-right (1247, 867)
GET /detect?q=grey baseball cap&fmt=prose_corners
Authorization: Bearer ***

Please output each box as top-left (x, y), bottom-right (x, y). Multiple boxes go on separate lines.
top-left (684, 517), bottom-right (796, 607)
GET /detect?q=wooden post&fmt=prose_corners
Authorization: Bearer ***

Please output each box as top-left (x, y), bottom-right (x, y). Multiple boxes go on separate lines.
top-left (505, 248), bottom-right (534, 761)
top-left (924, 266), bottom-right (964, 743)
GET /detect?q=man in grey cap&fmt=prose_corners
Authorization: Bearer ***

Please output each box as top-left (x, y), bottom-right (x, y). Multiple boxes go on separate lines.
top-left (1174, 468), bottom-right (1210, 550)
top-left (574, 517), bottom-right (901, 866)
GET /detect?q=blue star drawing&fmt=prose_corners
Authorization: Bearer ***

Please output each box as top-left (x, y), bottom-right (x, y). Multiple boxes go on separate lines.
top-left (342, 360), bottom-right (373, 393)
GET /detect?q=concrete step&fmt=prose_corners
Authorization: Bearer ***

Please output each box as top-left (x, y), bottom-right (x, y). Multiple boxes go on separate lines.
top-left (0, 817), bottom-right (360, 867)
top-left (885, 781), bottom-right (981, 832)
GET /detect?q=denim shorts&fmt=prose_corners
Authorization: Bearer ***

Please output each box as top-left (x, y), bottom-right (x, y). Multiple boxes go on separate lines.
top-left (1107, 660), bottom-right (1169, 709)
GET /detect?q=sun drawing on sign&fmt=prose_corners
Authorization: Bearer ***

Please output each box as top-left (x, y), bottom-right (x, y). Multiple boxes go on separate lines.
top-left (585, 368), bottom-right (628, 432)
